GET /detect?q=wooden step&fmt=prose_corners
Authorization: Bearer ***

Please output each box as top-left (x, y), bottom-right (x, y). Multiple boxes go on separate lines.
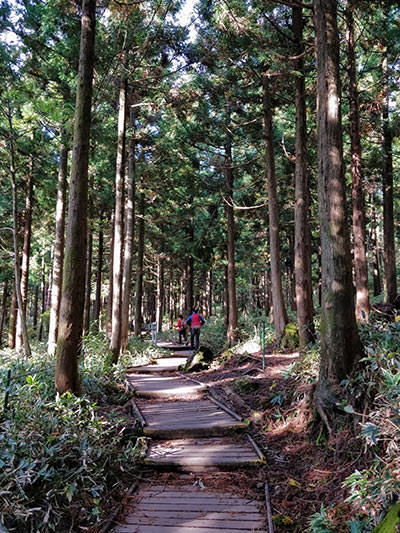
top-left (113, 484), bottom-right (267, 532)
top-left (127, 374), bottom-right (206, 399)
top-left (157, 341), bottom-right (189, 350)
top-left (145, 436), bottom-right (265, 472)
top-left (127, 357), bottom-right (189, 374)
top-left (137, 398), bottom-right (248, 438)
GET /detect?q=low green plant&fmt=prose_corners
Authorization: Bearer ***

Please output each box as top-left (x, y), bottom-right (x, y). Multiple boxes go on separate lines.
top-left (341, 320), bottom-right (400, 528)
top-left (0, 340), bottom-right (146, 532)
top-left (308, 504), bottom-right (335, 532)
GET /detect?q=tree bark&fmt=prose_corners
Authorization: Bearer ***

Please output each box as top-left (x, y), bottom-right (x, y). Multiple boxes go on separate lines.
top-left (225, 108), bottom-right (239, 345)
top-left (7, 104), bottom-right (31, 357)
top-left (207, 269), bottom-right (212, 317)
top-left (38, 257), bottom-right (46, 342)
top-left (106, 211), bottom-right (114, 337)
top-left (156, 256), bottom-right (164, 331)
top-left (346, 0), bottom-right (370, 321)
top-left (8, 283), bottom-right (17, 349)
top-left (314, 0), bottom-right (363, 414)
top-left (186, 256), bottom-right (194, 316)
top-left (381, 28), bottom-right (397, 303)
top-left (371, 205), bottom-right (381, 297)
top-left (48, 141), bottom-right (68, 354)
top-left (134, 192), bottom-right (145, 336)
top-left (33, 284), bottom-right (39, 331)
top-left (110, 75), bottom-right (127, 362)
top-left (263, 75), bottom-right (288, 340)
top-left (293, 6), bottom-right (315, 346)
top-left (223, 264), bottom-right (229, 330)
top-left (83, 228), bottom-right (92, 336)
top-left (121, 106), bottom-right (136, 350)
top-left (167, 262), bottom-right (174, 327)
top-left (55, 0), bottom-right (96, 394)
top-left (0, 279), bottom-right (9, 347)
top-left (16, 159), bottom-right (33, 350)
top-left (93, 228), bottom-right (103, 330)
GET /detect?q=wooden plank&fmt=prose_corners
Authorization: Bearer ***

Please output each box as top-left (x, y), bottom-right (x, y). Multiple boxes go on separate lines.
top-left (114, 525), bottom-right (267, 533)
top-left (128, 357), bottom-right (188, 373)
top-left (127, 375), bottom-right (205, 396)
top-left (123, 516), bottom-right (265, 528)
top-left (137, 486), bottom-right (259, 500)
top-left (129, 511), bottom-right (263, 520)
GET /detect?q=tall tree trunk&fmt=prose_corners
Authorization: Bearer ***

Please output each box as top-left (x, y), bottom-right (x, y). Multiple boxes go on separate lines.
top-left (371, 205), bottom-right (381, 297)
top-left (225, 112), bottom-right (239, 345)
top-left (33, 284), bottom-right (39, 332)
top-left (93, 228), bottom-right (103, 330)
top-left (346, 0), bottom-right (370, 321)
top-left (55, 0), bottom-right (96, 394)
top-left (6, 104), bottom-right (31, 357)
top-left (134, 192), bottom-right (145, 336)
top-left (314, 0), bottom-right (363, 416)
top-left (168, 264), bottom-right (174, 327)
top-left (263, 75), bottom-right (288, 340)
top-left (121, 106), bottom-right (136, 349)
top-left (8, 283), bottom-right (17, 349)
top-left (207, 269), bottom-right (212, 317)
top-left (83, 228), bottom-right (92, 336)
top-left (180, 266), bottom-right (186, 313)
top-left (293, 6), bottom-right (315, 346)
top-left (0, 279), bottom-right (9, 347)
top-left (156, 256), bottom-right (164, 331)
top-left (110, 75), bottom-right (127, 362)
top-left (106, 211), bottom-right (114, 337)
top-left (38, 257), bottom-right (46, 342)
top-left (223, 264), bottom-right (229, 330)
top-left (381, 24), bottom-right (397, 302)
top-left (16, 159), bottom-right (33, 350)
top-left (48, 140), bottom-right (68, 354)
top-left (186, 256), bottom-right (194, 316)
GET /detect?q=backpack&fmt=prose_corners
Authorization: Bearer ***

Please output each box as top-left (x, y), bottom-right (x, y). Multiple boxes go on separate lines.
top-left (191, 313), bottom-right (201, 328)
top-left (179, 318), bottom-right (186, 330)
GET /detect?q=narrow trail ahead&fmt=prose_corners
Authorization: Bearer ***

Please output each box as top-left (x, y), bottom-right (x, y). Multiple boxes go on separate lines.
top-left (111, 342), bottom-right (270, 533)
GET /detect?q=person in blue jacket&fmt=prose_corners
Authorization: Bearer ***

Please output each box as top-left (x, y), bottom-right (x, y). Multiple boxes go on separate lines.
top-left (186, 309), bottom-right (205, 350)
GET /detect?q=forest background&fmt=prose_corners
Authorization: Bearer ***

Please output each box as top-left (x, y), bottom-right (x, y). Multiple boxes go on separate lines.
top-left (0, 0), bottom-right (399, 531)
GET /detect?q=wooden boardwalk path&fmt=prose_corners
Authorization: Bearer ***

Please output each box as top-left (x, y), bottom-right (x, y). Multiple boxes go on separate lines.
top-left (113, 342), bottom-right (268, 532)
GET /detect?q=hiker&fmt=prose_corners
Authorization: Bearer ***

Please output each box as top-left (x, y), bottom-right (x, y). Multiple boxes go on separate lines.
top-left (186, 308), bottom-right (205, 350)
top-left (174, 314), bottom-right (188, 345)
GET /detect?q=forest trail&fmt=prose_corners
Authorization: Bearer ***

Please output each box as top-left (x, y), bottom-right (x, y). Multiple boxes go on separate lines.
top-left (112, 344), bottom-right (269, 532)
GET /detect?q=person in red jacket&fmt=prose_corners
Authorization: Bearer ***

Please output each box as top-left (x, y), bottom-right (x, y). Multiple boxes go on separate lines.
top-left (185, 309), bottom-right (205, 350)
top-left (174, 314), bottom-right (188, 345)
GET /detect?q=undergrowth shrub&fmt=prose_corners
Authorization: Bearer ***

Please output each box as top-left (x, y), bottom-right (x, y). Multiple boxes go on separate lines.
top-left (340, 320), bottom-right (400, 529)
top-left (0, 337), bottom-right (148, 532)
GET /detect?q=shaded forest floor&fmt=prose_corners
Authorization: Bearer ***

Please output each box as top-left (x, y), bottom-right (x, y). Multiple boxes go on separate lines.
top-left (190, 346), bottom-right (370, 532)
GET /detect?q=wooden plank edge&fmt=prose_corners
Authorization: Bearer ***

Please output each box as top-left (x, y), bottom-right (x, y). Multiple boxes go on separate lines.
top-left (265, 481), bottom-right (275, 533)
top-left (246, 433), bottom-right (266, 463)
top-left (99, 479), bottom-right (141, 533)
top-left (177, 372), bottom-right (206, 387)
top-left (133, 389), bottom-right (206, 400)
top-left (131, 399), bottom-right (146, 427)
top-left (143, 424), bottom-right (248, 439)
top-left (207, 392), bottom-right (244, 422)
top-left (143, 458), bottom-right (263, 472)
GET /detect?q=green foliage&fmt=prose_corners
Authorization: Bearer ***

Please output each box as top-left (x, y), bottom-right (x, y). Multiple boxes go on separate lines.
top-left (341, 320), bottom-right (400, 527)
top-left (280, 322), bottom-right (300, 350)
top-left (372, 503), bottom-right (400, 533)
top-left (308, 505), bottom-right (335, 532)
top-left (199, 314), bottom-right (227, 354)
top-left (0, 342), bottom-right (145, 532)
